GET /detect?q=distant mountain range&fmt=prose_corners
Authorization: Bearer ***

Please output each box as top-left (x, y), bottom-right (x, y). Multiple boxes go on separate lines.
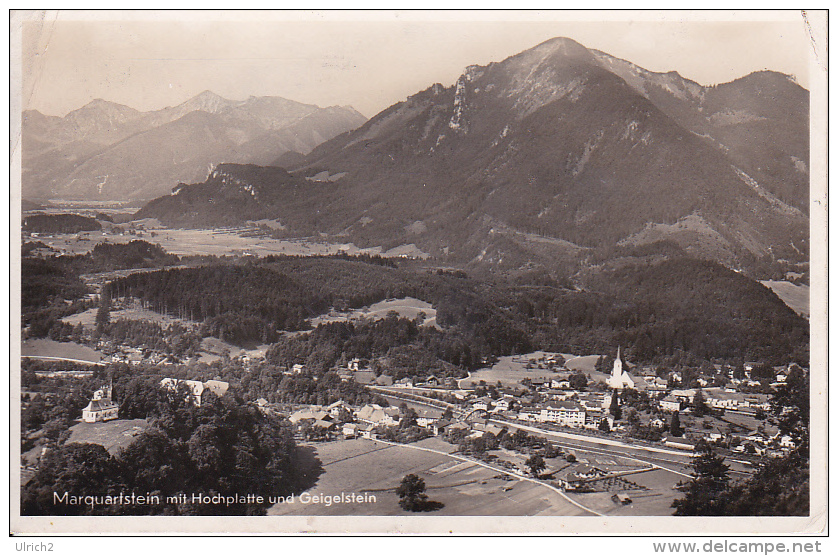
top-left (21, 91), bottom-right (367, 202)
top-left (137, 37), bottom-right (810, 271)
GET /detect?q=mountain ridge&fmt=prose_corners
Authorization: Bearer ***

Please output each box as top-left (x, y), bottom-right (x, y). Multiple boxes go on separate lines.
top-left (136, 37), bottom-right (809, 274)
top-left (22, 91), bottom-right (368, 202)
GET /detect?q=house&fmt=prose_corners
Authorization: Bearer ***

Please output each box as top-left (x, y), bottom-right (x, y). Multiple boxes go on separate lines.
top-left (82, 385), bottom-right (119, 423)
top-left (550, 377), bottom-right (571, 389)
top-left (359, 423), bottom-right (378, 439)
top-left (664, 438), bottom-right (696, 451)
top-left (646, 377), bottom-right (669, 392)
top-left (471, 397), bottom-right (494, 412)
top-left (415, 409), bottom-right (439, 428)
top-left (203, 380), bottom-right (230, 399)
top-left (395, 377), bottom-right (414, 388)
top-left (342, 423), bottom-right (359, 438)
top-left (517, 407), bottom-right (541, 422)
top-left (375, 374), bottom-right (394, 387)
top-left (288, 407), bottom-right (331, 424)
top-left (529, 378), bottom-right (549, 390)
top-left (356, 404), bottom-right (399, 426)
top-left (312, 419), bottom-right (336, 432)
top-left (348, 358), bottom-right (369, 371)
top-left (433, 419), bottom-right (452, 436)
top-left (493, 398), bottom-right (516, 412)
top-left (584, 410), bottom-right (612, 430)
top-left (159, 378), bottom-right (230, 407)
top-left (291, 364), bottom-right (305, 374)
top-left (539, 402), bottom-right (586, 427)
top-left (671, 389), bottom-right (698, 403)
top-left (659, 396), bottom-right (682, 412)
top-left (424, 375), bottom-right (440, 387)
top-left (327, 400), bottom-right (352, 418)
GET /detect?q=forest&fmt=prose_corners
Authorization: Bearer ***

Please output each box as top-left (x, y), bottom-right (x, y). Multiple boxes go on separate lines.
top-left (23, 213), bottom-right (101, 234)
top-left (103, 254), bottom-right (808, 367)
top-left (21, 374), bottom-right (307, 516)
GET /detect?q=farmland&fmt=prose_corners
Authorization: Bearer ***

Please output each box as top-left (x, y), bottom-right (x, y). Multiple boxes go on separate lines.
top-left (310, 297), bottom-right (440, 329)
top-left (269, 438), bottom-right (589, 516)
top-left (26, 219), bottom-right (428, 260)
top-left (760, 280), bottom-right (809, 319)
top-left (21, 338), bottom-right (105, 364)
top-left (459, 351), bottom-right (611, 388)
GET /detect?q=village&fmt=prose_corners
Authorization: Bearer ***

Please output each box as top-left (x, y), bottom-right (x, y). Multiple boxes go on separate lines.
top-left (44, 341), bottom-right (802, 505)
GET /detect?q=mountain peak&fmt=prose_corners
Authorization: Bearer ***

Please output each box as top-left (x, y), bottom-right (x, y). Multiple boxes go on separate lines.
top-left (533, 37), bottom-right (594, 60)
top-left (178, 90), bottom-right (234, 114)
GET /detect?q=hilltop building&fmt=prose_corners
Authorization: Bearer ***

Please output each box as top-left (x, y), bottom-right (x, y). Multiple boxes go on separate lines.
top-left (82, 384), bottom-right (119, 423)
top-left (159, 378), bottom-right (230, 407)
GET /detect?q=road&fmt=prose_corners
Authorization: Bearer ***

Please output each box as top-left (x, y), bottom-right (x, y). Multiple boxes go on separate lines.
top-left (21, 355), bottom-right (104, 366)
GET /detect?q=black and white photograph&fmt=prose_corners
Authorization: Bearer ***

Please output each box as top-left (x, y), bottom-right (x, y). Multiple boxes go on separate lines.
top-left (10, 9), bottom-right (827, 536)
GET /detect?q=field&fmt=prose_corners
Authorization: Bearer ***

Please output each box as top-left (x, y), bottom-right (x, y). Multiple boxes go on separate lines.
top-left (310, 297), bottom-right (439, 329)
top-left (65, 419), bottom-right (149, 455)
top-left (269, 437), bottom-right (590, 516)
top-left (760, 280), bottom-right (809, 318)
top-left (27, 222), bottom-right (428, 259)
top-left (460, 351), bottom-right (610, 388)
top-left (567, 468), bottom-right (684, 516)
top-left (21, 338), bottom-right (105, 363)
top-left (63, 300), bottom-right (193, 329)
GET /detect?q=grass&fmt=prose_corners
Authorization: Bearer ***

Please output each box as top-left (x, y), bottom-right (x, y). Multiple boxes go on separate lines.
top-left (760, 280), bottom-right (809, 318)
top-left (310, 297), bottom-right (439, 329)
top-left (65, 419), bottom-right (149, 455)
top-left (30, 225), bottom-right (427, 259)
top-left (268, 437), bottom-right (588, 516)
top-left (21, 338), bottom-right (104, 363)
top-left (460, 351), bottom-right (615, 388)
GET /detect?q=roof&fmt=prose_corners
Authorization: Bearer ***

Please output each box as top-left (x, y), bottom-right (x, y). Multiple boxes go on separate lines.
top-left (84, 399), bottom-right (119, 412)
top-left (543, 401), bottom-right (585, 411)
top-left (203, 380), bottom-right (229, 397)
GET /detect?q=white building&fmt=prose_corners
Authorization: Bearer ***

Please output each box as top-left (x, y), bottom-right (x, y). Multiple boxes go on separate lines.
top-left (82, 385), bottom-right (119, 423)
top-left (539, 402), bottom-right (586, 427)
top-left (606, 347), bottom-right (635, 390)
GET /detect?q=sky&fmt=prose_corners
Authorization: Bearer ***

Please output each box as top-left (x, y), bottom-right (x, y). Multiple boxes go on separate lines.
top-left (17, 10), bottom-right (818, 119)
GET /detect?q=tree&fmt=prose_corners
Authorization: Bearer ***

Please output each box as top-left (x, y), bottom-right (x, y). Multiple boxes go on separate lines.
top-left (526, 455), bottom-right (546, 477)
top-left (609, 392), bottom-right (622, 420)
top-left (669, 411), bottom-right (682, 437)
top-left (569, 372), bottom-right (588, 390)
top-left (692, 388), bottom-right (709, 417)
top-left (396, 474), bottom-right (428, 511)
top-left (598, 418), bottom-right (611, 432)
top-left (672, 444), bottom-right (731, 515)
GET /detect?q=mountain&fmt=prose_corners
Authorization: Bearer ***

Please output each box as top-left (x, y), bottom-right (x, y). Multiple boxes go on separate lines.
top-left (137, 37), bottom-right (809, 272)
top-left (21, 93), bottom-right (367, 202)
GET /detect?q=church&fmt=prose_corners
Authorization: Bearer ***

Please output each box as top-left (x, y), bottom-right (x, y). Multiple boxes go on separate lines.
top-left (606, 347), bottom-right (635, 390)
top-left (82, 384), bottom-right (120, 423)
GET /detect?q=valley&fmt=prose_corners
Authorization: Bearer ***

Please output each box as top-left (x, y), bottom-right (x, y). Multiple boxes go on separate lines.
top-left (17, 31), bottom-right (813, 523)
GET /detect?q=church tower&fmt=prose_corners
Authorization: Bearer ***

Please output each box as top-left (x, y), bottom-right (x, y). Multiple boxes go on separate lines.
top-left (612, 346), bottom-right (623, 380)
top-left (607, 346), bottom-right (634, 390)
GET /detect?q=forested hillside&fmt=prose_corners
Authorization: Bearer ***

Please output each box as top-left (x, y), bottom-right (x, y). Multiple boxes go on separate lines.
top-left (105, 254), bottom-right (808, 367)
